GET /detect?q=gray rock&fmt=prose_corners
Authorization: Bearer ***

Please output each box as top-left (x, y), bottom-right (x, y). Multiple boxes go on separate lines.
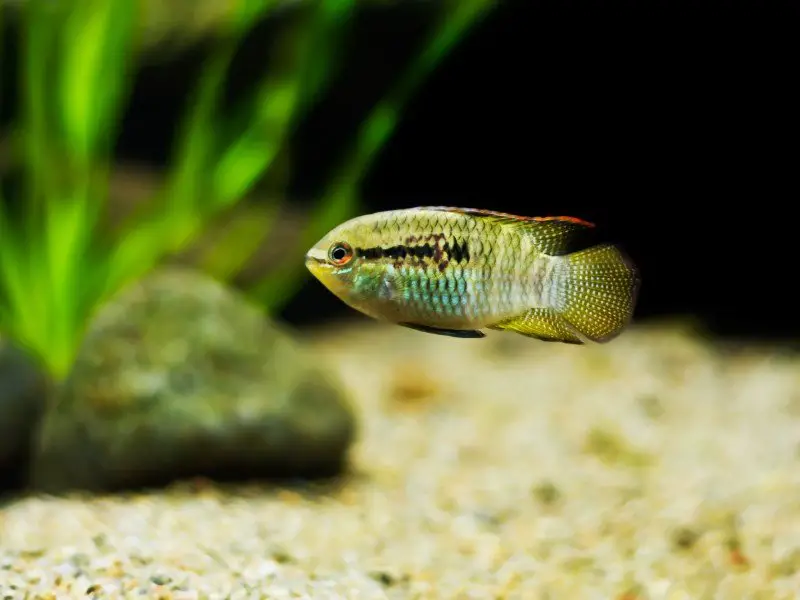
top-left (28, 267), bottom-right (356, 493)
top-left (0, 340), bottom-right (49, 490)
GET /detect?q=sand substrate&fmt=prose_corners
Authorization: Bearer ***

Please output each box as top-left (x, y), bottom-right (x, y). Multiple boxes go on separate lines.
top-left (2, 320), bottom-right (799, 599)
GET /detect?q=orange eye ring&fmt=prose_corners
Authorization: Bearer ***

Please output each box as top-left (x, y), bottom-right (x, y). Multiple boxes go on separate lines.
top-left (328, 241), bottom-right (354, 266)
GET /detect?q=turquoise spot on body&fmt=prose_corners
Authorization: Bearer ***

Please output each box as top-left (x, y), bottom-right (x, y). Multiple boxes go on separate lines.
top-left (447, 276), bottom-right (457, 293)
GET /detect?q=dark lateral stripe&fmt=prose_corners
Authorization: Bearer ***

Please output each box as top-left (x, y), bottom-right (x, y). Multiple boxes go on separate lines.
top-left (449, 240), bottom-right (469, 263)
top-left (356, 240), bottom-right (470, 263)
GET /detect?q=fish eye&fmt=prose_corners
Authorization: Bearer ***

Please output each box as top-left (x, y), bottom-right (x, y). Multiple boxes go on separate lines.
top-left (328, 241), bottom-right (353, 265)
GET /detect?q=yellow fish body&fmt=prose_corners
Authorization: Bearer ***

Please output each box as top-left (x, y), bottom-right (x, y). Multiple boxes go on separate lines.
top-left (305, 206), bottom-right (640, 343)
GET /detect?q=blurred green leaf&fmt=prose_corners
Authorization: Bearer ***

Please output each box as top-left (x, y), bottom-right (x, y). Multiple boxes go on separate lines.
top-left (198, 206), bottom-right (273, 282)
top-left (0, 0), bottom-right (141, 378)
top-left (0, 3), bottom-right (4, 118)
top-left (58, 0), bottom-right (137, 164)
top-left (295, 0), bottom-right (354, 114)
top-left (0, 210), bottom-right (36, 345)
top-left (196, 1), bottom-right (355, 283)
top-left (50, 0), bottom-right (137, 374)
top-left (19, 0), bottom-right (59, 213)
top-left (0, 0), bottom-right (495, 380)
top-left (102, 3), bottom-right (261, 297)
top-left (212, 0), bottom-right (355, 207)
top-left (230, 0), bottom-right (277, 35)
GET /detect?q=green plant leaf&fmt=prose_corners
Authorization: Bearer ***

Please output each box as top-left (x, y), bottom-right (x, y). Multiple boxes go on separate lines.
top-left (197, 0), bottom-right (355, 282)
top-left (295, 0), bottom-right (354, 114)
top-left (19, 0), bottom-right (60, 214)
top-left (102, 4), bottom-right (267, 297)
top-left (0, 1), bottom-right (143, 378)
top-left (230, 0), bottom-right (277, 36)
top-left (212, 0), bottom-right (355, 208)
top-left (0, 2), bottom-right (4, 121)
top-left (0, 1), bottom-right (492, 381)
top-left (197, 205), bottom-right (275, 282)
top-left (58, 0), bottom-right (138, 164)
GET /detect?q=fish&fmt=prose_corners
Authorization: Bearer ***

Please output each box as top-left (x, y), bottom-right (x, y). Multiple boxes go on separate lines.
top-left (304, 206), bottom-right (640, 344)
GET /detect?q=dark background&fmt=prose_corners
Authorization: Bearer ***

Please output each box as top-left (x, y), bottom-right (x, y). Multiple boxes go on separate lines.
top-left (2, 1), bottom-right (798, 342)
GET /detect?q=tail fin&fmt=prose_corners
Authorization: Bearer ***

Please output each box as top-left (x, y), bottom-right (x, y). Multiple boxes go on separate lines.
top-left (554, 244), bottom-right (640, 343)
top-left (487, 244), bottom-right (640, 344)
top-left (465, 209), bottom-right (640, 344)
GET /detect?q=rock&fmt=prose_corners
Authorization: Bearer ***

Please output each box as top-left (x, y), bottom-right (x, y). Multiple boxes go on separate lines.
top-left (0, 339), bottom-right (50, 491)
top-left (28, 267), bottom-right (356, 493)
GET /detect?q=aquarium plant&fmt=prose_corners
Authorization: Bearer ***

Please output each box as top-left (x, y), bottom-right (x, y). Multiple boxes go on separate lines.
top-left (0, 0), bottom-right (493, 380)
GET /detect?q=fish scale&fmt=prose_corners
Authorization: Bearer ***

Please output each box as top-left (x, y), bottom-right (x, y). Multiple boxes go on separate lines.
top-left (364, 212), bottom-right (493, 324)
top-left (305, 206), bottom-right (640, 344)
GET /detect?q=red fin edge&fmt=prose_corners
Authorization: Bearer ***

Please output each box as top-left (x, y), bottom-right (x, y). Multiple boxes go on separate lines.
top-left (532, 215), bottom-right (595, 227)
top-left (421, 206), bottom-right (595, 228)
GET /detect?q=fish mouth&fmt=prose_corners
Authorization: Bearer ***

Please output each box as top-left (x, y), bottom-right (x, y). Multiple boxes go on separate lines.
top-left (304, 247), bottom-right (331, 275)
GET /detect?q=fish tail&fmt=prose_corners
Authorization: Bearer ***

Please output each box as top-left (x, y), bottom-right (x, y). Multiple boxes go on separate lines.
top-left (424, 208), bottom-right (640, 344)
top-left (488, 245), bottom-right (639, 344)
top-left (551, 244), bottom-right (640, 343)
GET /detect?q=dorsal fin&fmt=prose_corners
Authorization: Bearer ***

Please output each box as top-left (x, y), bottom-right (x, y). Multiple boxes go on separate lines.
top-left (421, 206), bottom-right (598, 256)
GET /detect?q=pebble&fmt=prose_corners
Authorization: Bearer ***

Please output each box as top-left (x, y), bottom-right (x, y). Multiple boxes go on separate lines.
top-left (1, 320), bottom-right (799, 597)
top-left (27, 267), bottom-right (356, 493)
top-left (0, 338), bottom-right (49, 489)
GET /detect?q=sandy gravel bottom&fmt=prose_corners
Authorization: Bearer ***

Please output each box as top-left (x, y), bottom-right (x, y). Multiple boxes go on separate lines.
top-left (2, 320), bottom-right (800, 599)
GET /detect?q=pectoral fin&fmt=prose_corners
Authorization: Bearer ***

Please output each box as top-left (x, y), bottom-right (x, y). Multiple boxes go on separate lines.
top-left (399, 322), bottom-right (486, 338)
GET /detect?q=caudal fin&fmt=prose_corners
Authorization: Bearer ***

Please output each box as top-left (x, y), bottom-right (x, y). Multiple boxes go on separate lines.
top-left (554, 244), bottom-right (640, 343)
top-left (467, 210), bottom-right (639, 344)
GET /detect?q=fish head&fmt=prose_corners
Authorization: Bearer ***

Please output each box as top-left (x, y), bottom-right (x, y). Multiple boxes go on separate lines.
top-left (305, 217), bottom-right (372, 303)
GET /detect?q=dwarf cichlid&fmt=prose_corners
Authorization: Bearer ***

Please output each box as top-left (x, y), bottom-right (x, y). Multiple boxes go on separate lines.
top-left (305, 206), bottom-right (640, 344)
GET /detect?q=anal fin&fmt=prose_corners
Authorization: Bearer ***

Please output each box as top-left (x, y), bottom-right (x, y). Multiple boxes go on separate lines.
top-left (488, 308), bottom-right (585, 345)
top-left (399, 322), bottom-right (486, 339)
